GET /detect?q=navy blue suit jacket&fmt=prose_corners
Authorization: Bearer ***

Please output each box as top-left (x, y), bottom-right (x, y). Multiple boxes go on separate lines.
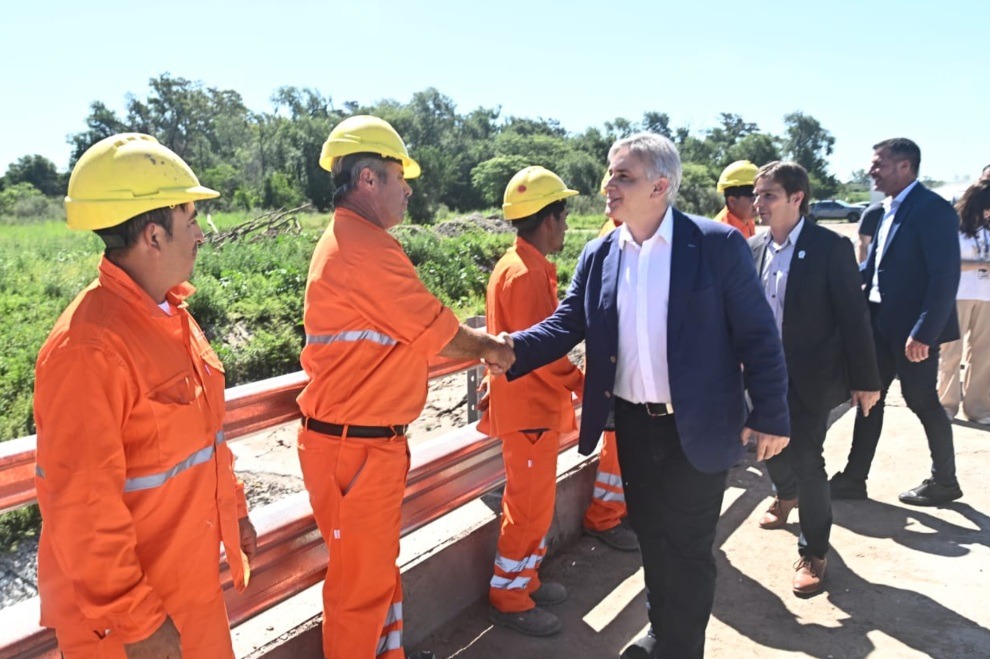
top-left (862, 183), bottom-right (961, 346)
top-left (507, 209), bottom-right (789, 474)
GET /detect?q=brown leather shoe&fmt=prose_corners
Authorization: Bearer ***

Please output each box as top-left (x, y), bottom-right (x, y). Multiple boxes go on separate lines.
top-left (758, 496), bottom-right (798, 530)
top-left (793, 556), bottom-right (827, 597)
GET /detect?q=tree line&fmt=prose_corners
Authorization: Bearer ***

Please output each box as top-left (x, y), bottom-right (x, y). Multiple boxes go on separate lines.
top-left (1, 73), bottom-right (850, 222)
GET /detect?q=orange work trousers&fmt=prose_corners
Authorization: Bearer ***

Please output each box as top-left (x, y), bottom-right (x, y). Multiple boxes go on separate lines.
top-left (583, 431), bottom-right (628, 532)
top-left (53, 595), bottom-right (233, 659)
top-left (489, 429), bottom-right (560, 613)
top-left (298, 426), bottom-right (408, 659)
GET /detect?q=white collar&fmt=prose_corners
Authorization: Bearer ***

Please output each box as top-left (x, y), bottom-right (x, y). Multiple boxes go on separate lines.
top-left (885, 179), bottom-right (919, 210)
top-left (764, 217), bottom-right (806, 249)
top-left (617, 205), bottom-right (674, 249)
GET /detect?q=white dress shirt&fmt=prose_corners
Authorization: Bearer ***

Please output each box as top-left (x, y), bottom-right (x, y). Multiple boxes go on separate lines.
top-left (614, 206), bottom-right (674, 404)
top-left (761, 218), bottom-right (805, 335)
top-left (869, 179), bottom-right (919, 303)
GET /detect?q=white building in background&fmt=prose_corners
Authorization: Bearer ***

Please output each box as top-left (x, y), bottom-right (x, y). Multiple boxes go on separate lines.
top-left (932, 179), bottom-right (973, 204)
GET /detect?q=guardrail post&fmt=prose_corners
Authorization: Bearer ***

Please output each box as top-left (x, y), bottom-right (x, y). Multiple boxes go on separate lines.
top-left (465, 316), bottom-right (486, 424)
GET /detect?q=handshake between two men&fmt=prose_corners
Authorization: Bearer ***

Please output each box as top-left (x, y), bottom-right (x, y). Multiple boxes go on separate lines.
top-left (472, 326), bottom-right (794, 465)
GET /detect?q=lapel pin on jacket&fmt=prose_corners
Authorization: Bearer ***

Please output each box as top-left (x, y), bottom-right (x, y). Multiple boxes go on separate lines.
top-left (798, 250), bottom-right (806, 259)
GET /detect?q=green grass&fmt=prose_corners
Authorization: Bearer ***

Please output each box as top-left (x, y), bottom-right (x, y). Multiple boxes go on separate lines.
top-left (0, 211), bottom-right (596, 442)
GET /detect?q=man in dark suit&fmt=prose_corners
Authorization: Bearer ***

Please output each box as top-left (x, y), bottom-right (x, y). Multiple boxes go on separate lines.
top-left (505, 133), bottom-right (790, 659)
top-left (830, 138), bottom-right (963, 506)
top-left (748, 161), bottom-right (880, 596)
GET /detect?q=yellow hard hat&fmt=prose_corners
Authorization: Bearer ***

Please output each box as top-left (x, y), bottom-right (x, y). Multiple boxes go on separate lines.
top-left (502, 166), bottom-right (578, 221)
top-left (319, 115), bottom-right (421, 179)
top-left (600, 169), bottom-right (609, 196)
top-left (717, 160), bottom-right (759, 194)
top-left (65, 133), bottom-right (218, 231)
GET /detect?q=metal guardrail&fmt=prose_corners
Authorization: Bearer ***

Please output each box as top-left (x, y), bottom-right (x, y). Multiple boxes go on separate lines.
top-left (0, 356), bottom-right (581, 657)
top-left (0, 355), bottom-right (478, 516)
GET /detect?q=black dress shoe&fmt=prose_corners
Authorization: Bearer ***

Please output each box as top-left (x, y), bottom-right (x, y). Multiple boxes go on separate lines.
top-left (899, 478), bottom-right (962, 506)
top-left (829, 472), bottom-right (867, 500)
top-left (620, 631), bottom-right (659, 659)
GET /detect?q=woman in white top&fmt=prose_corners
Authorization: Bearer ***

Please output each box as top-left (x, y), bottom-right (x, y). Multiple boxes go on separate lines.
top-left (938, 180), bottom-right (990, 424)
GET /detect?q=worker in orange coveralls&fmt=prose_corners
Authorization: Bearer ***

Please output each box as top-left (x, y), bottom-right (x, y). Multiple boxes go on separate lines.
top-left (714, 160), bottom-right (760, 238)
top-left (297, 115), bottom-right (514, 659)
top-left (580, 212), bottom-right (639, 553)
top-left (479, 166), bottom-right (586, 637)
top-left (34, 133), bottom-right (256, 658)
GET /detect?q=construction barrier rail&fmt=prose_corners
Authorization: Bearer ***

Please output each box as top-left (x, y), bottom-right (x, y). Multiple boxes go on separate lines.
top-left (0, 355), bottom-right (581, 657)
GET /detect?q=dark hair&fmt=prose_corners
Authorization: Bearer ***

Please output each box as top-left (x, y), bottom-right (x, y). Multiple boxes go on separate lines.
top-left (512, 199), bottom-right (566, 239)
top-left (754, 161), bottom-right (811, 216)
top-left (331, 153), bottom-right (402, 205)
top-left (873, 138), bottom-right (921, 175)
top-left (954, 179), bottom-right (990, 238)
top-left (95, 206), bottom-right (174, 256)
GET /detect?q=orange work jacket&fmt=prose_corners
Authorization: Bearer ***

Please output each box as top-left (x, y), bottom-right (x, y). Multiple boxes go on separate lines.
top-left (34, 257), bottom-right (248, 644)
top-left (598, 218), bottom-right (621, 238)
top-left (298, 208), bottom-right (460, 425)
top-left (479, 237), bottom-right (584, 436)
top-left (714, 207), bottom-right (756, 238)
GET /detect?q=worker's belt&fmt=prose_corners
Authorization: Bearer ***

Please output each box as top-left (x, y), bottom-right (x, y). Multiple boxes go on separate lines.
top-left (303, 417), bottom-right (408, 438)
top-left (615, 398), bottom-right (674, 418)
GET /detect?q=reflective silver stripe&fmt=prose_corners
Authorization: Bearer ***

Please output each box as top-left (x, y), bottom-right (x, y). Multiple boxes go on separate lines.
top-left (494, 552), bottom-right (541, 575)
top-left (596, 470), bottom-right (623, 488)
top-left (123, 434), bottom-right (222, 493)
top-left (490, 575), bottom-right (531, 590)
top-left (593, 487), bottom-right (626, 504)
top-left (384, 602), bottom-right (403, 627)
top-left (306, 330), bottom-right (397, 347)
top-left (35, 465), bottom-right (45, 479)
top-left (376, 630), bottom-right (402, 656)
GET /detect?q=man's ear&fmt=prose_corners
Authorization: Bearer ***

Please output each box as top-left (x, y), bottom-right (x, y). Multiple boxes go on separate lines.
top-left (357, 166), bottom-right (378, 189)
top-left (143, 221), bottom-right (164, 251)
top-left (792, 191), bottom-right (805, 207)
top-left (652, 176), bottom-right (670, 199)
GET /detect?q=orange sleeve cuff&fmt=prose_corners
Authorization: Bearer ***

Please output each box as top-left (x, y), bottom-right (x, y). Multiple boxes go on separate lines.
top-left (408, 306), bottom-right (460, 358)
top-left (110, 591), bottom-right (168, 644)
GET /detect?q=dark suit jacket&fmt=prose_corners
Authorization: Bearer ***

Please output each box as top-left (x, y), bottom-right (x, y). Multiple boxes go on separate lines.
top-left (749, 221), bottom-right (880, 414)
top-left (507, 209), bottom-right (789, 474)
top-left (862, 183), bottom-right (961, 346)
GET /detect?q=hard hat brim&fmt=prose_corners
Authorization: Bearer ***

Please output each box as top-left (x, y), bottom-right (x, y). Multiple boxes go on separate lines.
top-left (503, 188), bottom-right (579, 221)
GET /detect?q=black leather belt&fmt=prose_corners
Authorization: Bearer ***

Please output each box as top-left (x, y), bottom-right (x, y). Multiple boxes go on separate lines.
top-left (615, 398), bottom-right (674, 418)
top-left (303, 417), bottom-right (408, 438)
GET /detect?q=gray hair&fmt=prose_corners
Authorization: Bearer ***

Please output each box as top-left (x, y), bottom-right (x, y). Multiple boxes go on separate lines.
top-left (608, 132), bottom-right (682, 204)
top-left (331, 154), bottom-right (392, 205)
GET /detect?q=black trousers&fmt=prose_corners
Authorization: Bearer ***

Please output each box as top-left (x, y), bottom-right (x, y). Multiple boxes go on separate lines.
top-left (844, 303), bottom-right (958, 486)
top-left (614, 399), bottom-right (727, 659)
top-left (764, 390), bottom-right (831, 558)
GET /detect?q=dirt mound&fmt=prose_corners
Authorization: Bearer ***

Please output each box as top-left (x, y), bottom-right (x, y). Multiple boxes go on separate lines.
top-left (434, 213), bottom-right (513, 237)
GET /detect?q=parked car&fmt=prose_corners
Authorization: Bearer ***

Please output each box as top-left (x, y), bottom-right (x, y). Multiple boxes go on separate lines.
top-left (808, 199), bottom-right (862, 223)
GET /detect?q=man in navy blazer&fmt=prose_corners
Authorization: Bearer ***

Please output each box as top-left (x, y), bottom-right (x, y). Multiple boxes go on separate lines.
top-left (830, 138), bottom-right (963, 506)
top-left (506, 133), bottom-right (789, 659)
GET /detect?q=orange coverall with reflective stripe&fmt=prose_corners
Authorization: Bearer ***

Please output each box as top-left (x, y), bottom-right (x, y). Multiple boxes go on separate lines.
top-left (298, 208), bottom-right (459, 658)
top-left (714, 206), bottom-right (756, 238)
top-left (582, 218), bottom-right (628, 533)
top-left (480, 237), bottom-right (584, 612)
top-left (34, 257), bottom-right (248, 658)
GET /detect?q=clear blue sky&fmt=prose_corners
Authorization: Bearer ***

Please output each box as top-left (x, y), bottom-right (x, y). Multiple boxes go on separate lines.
top-left (2, 0), bottom-right (985, 184)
